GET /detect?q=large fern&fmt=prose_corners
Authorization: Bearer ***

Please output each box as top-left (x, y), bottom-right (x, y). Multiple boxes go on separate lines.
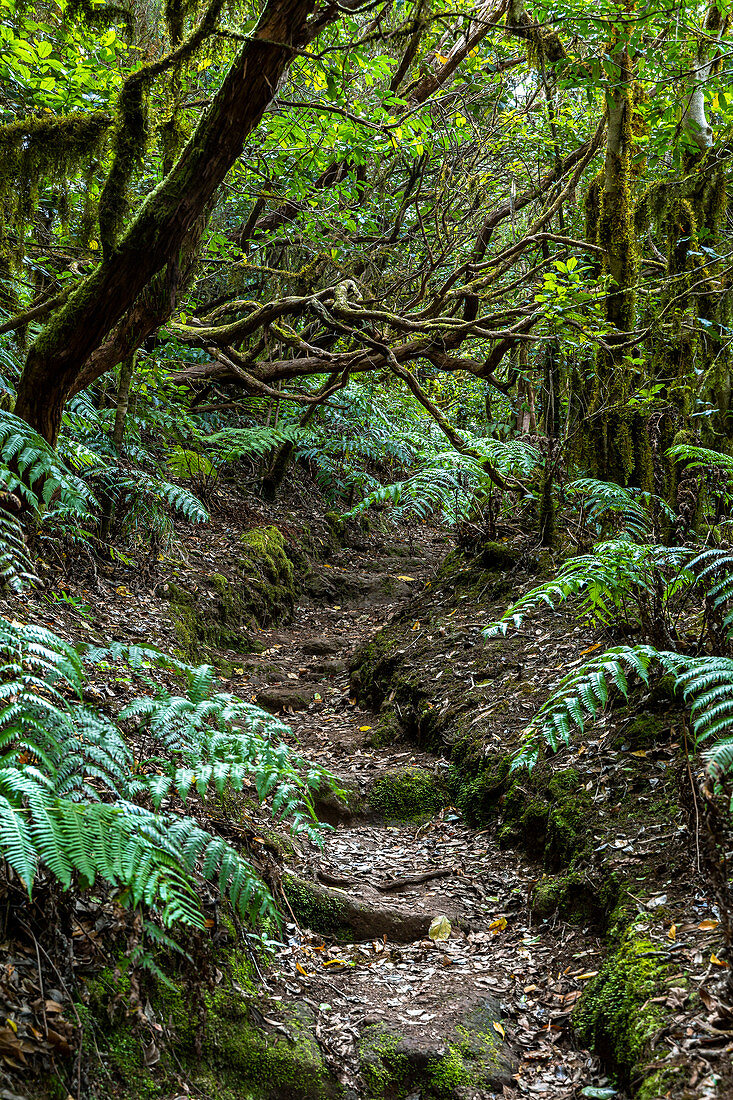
top-left (347, 440), bottom-right (541, 524)
top-left (0, 620), bottom-right (329, 928)
top-left (565, 478), bottom-right (675, 541)
top-left (485, 539), bottom-right (692, 639)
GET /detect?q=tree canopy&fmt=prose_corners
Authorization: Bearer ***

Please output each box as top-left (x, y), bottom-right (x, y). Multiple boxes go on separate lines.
top-left (0, 0), bottom-right (729, 496)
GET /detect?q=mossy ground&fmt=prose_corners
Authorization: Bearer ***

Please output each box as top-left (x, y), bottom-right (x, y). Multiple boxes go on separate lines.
top-left (359, 1000), bottom-right (511, 1099)
top-left (79, 931), bottom-right (337, 1100)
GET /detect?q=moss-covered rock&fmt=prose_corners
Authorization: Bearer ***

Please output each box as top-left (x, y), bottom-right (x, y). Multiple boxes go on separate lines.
top-left (200, 992), bottom-right (335, 1099)
top-left (359, 998), bottom-right (514, 1099)
top-left (284, 874), bottom-right (348, 936)
top-left (79, 947), bottom-right (338, 1100)
top-left (239, 525), bottom-right (297, 623)
top-left (531, 869), bottom-right (620, 924)
top-left (283, 873), bottom-right (432, 942)
top-left (369, 767), bottom-right (448, 820)
top-left (449, 745), bottom-right (513, 824)
top-left (312, 780), bottom-right (365, 825)
top-left (574, 922), bottom-right (680, 1088)
top-left (165, 525), bottom-right (297, 658)
top-left (544, 769), bottom-right (592, 868)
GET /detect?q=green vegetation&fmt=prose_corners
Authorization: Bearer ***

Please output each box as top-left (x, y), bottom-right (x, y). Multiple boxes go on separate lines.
top-left (0, 0), bottom-right (732, 1095)
top-left (369, 767), bottom-right (447, 820)
top-left (574, 923), bottom-right (678, 1085)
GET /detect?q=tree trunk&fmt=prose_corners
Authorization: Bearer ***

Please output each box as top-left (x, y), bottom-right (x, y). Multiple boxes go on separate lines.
top-left (14, 0), bottom-right (320, 446)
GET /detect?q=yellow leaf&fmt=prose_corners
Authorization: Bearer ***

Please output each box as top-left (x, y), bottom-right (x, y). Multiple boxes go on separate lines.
top-left (323, 959), bottom-right (346, 967)
top-left (580, 643), bottom-right (602, 656)
top-left (428, 915), bottom-right (451, 941)
top-left (412, 621), bottom-right (420, 630)
top-left (630, 750), bottom-right (647, 757)
top-left (359, 726), bottom-right (372, 732)
top-left (577, 971), bottom-right (598, 980)
top-left (699, 919), bottom-right (719, 930)
top-left (667, 924), bottom-right (676, 940)
top-left (493, 1021), bottom-right (505, 1038)
top-left (711, 953), bottom-right (730, 968)
top-left (89, 239), bottom-right (99, 251)
top-left (395, 575), bottom-right (415, 581)
top-left (296, 962), bottom-right (309, 975)
top-left (489, 917), bottom-right (507, 932)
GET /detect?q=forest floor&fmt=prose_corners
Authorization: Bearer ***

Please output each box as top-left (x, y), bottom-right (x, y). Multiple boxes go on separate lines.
top-left (243, 527), bottom-right (613, 1100)
top-left (2, 477), bottom-right (732, 1099)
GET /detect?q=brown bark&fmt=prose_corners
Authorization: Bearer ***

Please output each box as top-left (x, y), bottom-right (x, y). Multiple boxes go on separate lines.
top-left (14, 0), bottom-right (322, 445)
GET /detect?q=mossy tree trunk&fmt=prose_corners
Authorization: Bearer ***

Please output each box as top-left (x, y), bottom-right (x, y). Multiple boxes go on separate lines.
top-left (14, 0), bottom-right (323, 447)
top-left (582, 45), bottom-right (643, 487)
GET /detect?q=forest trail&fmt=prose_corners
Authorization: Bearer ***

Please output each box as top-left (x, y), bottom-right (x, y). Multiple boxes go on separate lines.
top-left (241, 528), bottom-right (612, 1100)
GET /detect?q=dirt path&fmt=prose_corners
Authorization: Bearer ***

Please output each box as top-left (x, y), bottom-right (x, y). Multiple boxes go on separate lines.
top-left (242, 530), bottom-right (615, 1100)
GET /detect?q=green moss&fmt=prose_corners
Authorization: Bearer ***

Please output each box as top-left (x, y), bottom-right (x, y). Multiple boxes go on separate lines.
top-left (365, 708), bottom-right (403, 748)
top-left (0, 112), bottom-right (111, 301)
top-left (166, 579), bottom-right (259, 659)
top-left (614, 712), bottom-right (670, 751)
top-left (532, 870), bottom-right (620, 924)
top-left (479, 541), bottom-right (524, 571)
top-left (360, 1028), bottom-right (410, 1098)
top-left (545, 769), bottom-right (592, 867)
top-left (428, 1020), bottom-right (504, 1097)
top-left (494, 768), bottom-right (590, 867)
top-left (324, 510), bottom-right (345, 545)
top-left (635, 1066), bottom-right (684, 1100)
top-left (81, 949), bottom-right (337, 1100)
top-left (360, 1008), bottom-right (509, 1099)
top-left (202, 992), bottom-right (333, 1099)
top-left (498, 781), bottom-right (549, 855)
top-left (369, 767), bottom-right (447, 820)
top-left (166, 525), bottom-right (297, 658)
top-left (99, 78), bottom-right (148, 256)
top-left (574, 924), bottom-right (677, 1085)
top-left (283, 874), bottom-right (347, 936)
top-left (450, 747), bottom-right (512, 825)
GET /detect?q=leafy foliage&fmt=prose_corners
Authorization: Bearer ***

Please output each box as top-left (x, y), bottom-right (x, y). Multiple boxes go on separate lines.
top-left (501, 541), bottom-right (733, 783)
top-left (485, 539), bottom-right (692, 640)
top-left (346, 436), bottom-right (541, 524)
top-left (0, 618), bottom-right (328, 928)
top-left (566, 478), bottom-right (674, 542)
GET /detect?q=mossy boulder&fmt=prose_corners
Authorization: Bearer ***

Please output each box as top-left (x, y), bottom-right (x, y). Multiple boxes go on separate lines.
top-left (369, 767), bottom-right (448, 820)
top-left (449, 745), bottom-right (513, 824)
top-left (239, 525), bottom-right (297, 622)
top-left (283, 873), bottom-right (432, 942)
top-left (359, 998), bottom-right (514, 1098)
top-left (544, 769), bottom-right (592, 868)
top-left (80, 954), bottom-right (337, 1100)
top-left (496, 768), bottom-right (591, 868)
top-left (479, 540), bottom-right (525, 571)
top-left (166, 525), bottom-right (297, 658)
